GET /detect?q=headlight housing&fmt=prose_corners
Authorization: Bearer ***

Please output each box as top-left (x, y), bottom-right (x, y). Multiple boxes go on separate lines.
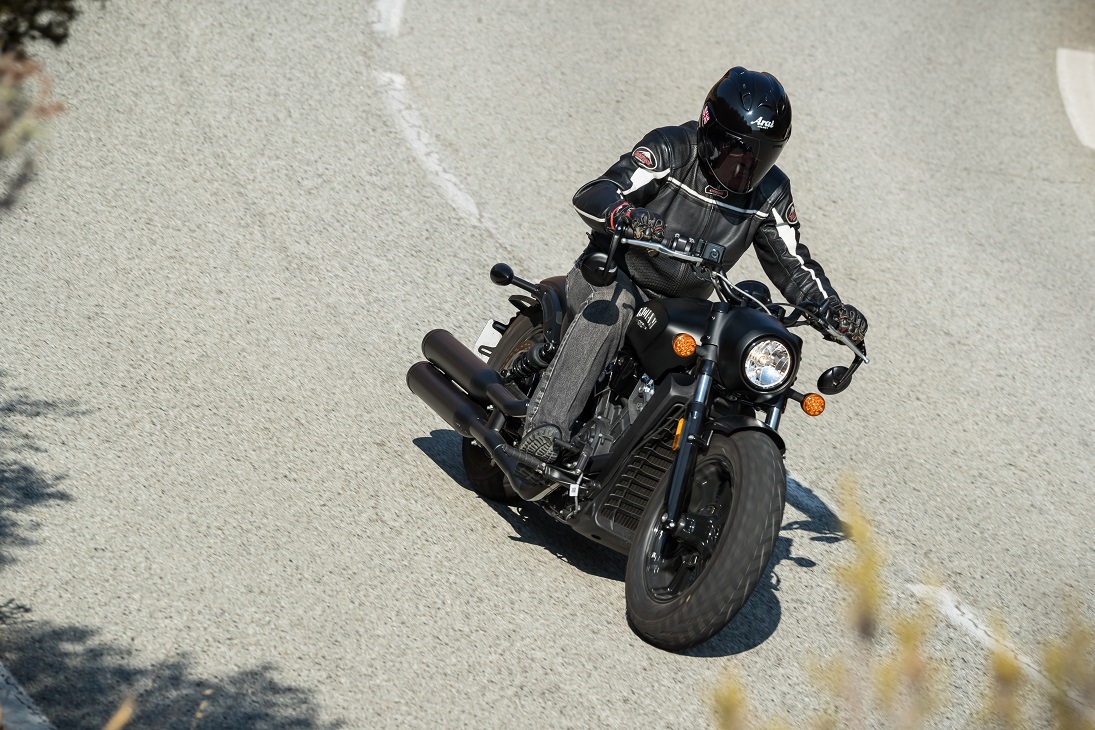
top-left (742, 338), bottom-right (794, 391)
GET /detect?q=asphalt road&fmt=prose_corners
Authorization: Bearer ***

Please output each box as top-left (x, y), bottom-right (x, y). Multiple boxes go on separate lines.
top-left (1, 0), bottom-right (1094, 727)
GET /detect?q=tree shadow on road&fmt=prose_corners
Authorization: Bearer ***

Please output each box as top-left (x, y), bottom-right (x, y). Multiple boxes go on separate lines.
top-left (0, 614), bottom-right (344, 729)
top-left (414, 429), bottom-right (849, 655)
top-left (0, 375), bottom-right (342, 728)
top-left (0, 373), bottom-right (83, 567)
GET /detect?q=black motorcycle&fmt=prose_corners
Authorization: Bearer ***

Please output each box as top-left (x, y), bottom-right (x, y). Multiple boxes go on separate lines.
top-left (406, 231), bottom-right (868, 651)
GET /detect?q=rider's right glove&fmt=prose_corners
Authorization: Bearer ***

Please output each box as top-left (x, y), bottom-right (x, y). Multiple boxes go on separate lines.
top-left (821, 297), bottom-right (868, 345)
top-left (607, 202), bottom-right (665, 242)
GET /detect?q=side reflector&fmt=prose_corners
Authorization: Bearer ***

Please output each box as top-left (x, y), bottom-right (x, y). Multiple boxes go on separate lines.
top-left (671, 418), bottom-right (685, 450)
top-left (801, 393), bottom-right (826, 416)
top-left (673, 333), bottom-right (697, 358)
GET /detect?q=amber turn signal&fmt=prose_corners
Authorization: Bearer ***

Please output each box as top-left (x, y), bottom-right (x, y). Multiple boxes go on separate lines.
top-left (801, 393), bottom-right (825, 417)
top-left (671, 417), bottom-right (685, 450)
top-left (672, 333), bottom-right (697, 358)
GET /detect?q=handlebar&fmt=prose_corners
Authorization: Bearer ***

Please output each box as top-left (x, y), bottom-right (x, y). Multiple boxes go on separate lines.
top-left (612, 230), bottom-right (868, 364)
top-left (613, 233), bottom-right (726, 267)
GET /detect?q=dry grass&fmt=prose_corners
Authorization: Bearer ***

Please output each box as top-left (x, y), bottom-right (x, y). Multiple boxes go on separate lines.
top-left (713, 474), bottom-right (1095, 729)
top-left (0, 51), bottom-right (64, 206)
top-left (101, 697), bottom-right (134, 730)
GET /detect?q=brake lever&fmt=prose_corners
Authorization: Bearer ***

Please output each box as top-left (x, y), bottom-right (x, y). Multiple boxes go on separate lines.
top-left (838, 334), bottom-right (869, 363)
top-left (793, 304), bottom-right (870, 364)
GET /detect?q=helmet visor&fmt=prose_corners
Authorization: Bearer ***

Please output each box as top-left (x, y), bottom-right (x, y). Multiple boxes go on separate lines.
top-left (702, 124), bottom-right (784, 194)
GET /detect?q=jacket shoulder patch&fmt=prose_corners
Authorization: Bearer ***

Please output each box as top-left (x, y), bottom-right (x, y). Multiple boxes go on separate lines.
top-left (786, 202), bottom-right (797, 224)
top-left (632, 146), bottom-right (657, 170)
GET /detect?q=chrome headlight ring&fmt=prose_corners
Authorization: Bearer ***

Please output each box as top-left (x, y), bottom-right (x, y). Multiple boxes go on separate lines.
top-left (742, 338), bottom-right (794, 392)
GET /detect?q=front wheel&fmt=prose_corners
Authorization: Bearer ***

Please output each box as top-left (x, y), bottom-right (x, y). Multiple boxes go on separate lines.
top-left (625, 431), bottom-right (786, 651)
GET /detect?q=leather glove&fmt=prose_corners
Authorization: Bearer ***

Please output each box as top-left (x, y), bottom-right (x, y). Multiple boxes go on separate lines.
top-left (820, 297), bottom-right (868, 344)
top-left (608, 202), bottom-right (665, 243)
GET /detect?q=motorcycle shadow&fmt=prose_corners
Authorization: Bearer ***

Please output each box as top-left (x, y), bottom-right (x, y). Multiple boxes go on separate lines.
top-left (413, 430), bottom-right (628, 582)
top-left (413, 430), bottom-right (847, 655)
top-left (686, 477), bottom-right (847, 657)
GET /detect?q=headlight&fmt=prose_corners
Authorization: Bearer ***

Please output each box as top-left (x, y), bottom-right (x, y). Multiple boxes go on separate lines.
top-left (743, 338), bottom-right (793, 391)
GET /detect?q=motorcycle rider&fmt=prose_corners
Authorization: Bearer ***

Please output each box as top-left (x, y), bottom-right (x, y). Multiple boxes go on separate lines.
top-left (519, 67), bottom-right (868, 462)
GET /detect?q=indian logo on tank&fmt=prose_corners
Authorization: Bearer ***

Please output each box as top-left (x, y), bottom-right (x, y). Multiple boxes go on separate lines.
top-left (632, 147), bottom-right (656, 169)
top-left (635, 306), bottom-right (658, 330)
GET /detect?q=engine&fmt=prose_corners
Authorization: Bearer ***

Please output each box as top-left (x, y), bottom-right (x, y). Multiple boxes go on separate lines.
top-left (573, 354), bottom-right (655, 458)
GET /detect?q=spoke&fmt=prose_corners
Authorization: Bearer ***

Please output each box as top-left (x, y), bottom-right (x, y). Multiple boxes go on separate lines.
top-left (664, 558), bottom-right (693, 595)
top-left (647, 552), bottom-right (681, 591)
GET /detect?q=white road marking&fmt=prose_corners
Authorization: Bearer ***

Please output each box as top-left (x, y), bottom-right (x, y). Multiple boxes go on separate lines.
top-left (1, 660), bottom-right (53, 729)
top-left (369, 0), bottom-right (406, 38)
top-left (1057, 49), bottom-right (1095, 150)
top-left (910, 583), bottom-right (1094, 712)
top-left (374, 71), bottom-right (492, 229)
top-left (909, 584), bottom-right (1043, 677)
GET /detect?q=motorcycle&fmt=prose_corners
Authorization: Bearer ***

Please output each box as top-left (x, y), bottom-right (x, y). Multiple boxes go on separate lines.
top-left (406, 230), bottom-right (868, 651)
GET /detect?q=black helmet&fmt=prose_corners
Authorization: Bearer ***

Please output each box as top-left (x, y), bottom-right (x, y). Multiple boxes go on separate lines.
top-left (698, 67), bottom-right (792, 193)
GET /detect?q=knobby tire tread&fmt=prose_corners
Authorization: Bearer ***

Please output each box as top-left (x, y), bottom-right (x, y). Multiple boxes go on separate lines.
top-left (624, 430), bottom-right (786, 651)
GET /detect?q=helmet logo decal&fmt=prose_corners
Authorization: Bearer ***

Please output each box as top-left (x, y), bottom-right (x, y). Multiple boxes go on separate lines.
top-left (704, 184), bottom-right (728, 199)
top-left (786, 203), bottom-right (797, 223)
top-left (632, 147), bottom-right (657, 170)
top-left (752, 116), bottom-right (776, 129)
top-left (701, 104), bottom-right (711, 125)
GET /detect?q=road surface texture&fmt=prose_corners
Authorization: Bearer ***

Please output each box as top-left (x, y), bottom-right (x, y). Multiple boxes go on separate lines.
top-left (1, 0), bottom-right (1093, 727)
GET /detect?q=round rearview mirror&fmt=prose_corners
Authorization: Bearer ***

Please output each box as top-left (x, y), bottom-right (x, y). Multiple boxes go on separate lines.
top-left (817, 366), bottom-right (852, 395)
top-left (489, 263), bottom-right (514, 286)
top-left (579, 252), bottom-right (618, 288)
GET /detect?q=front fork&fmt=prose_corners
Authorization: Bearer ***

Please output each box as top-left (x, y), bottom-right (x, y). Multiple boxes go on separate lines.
top-left (663, 358), bottom-right (715, 529)
top-left (662, 301), bottom-right (788, 528)
top-left (662, 302), bottom-right (729, 528)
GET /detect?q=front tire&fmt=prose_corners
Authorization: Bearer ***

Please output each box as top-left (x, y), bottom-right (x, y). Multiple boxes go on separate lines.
top-left (625, 431), bottom-right (786, 651)
top-left (461, 313), bottom-right (543, 503)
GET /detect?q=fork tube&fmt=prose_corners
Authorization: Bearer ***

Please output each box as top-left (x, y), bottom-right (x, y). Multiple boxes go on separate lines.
top-left (664, 302), bottom-right (730, 526)
top-left (764, 396), bottom-right (786, 430)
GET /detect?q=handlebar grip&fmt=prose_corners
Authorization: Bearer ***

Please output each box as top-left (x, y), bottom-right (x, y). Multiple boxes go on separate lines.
top-left (667, 234), bottom-right (692, 253)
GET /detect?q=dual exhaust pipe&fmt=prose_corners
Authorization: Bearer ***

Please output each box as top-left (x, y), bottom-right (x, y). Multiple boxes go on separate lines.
top-left (406, 329), bottom-right (551, 501)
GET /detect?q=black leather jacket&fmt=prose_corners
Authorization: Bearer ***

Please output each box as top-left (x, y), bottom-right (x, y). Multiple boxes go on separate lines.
top-left (573, 121), bottom-right (839, 304)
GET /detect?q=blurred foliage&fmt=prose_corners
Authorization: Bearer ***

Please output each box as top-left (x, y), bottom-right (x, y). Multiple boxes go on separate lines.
top-left (0, 51), bottom-right (63, 206)
top-left (102, 697), bottom-right (134, 730)
top-left (0, 1), bottom-right (104, 206)
top-left (0, 0), bottom-right (80, 56)
top-left (1042, 597), bottom-right (1095, 730)
top-left (713, 474), bottom-right (1095, 729)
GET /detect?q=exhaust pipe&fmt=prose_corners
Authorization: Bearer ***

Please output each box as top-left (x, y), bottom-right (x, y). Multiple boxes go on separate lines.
top-left (406, 361), bottom-right (552, 501)
top-left (421, 329), bottom-right (526, 417)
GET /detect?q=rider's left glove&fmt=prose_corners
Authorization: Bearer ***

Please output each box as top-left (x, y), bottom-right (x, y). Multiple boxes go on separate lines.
top-left (821, 297), bottom-right (868, 345)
